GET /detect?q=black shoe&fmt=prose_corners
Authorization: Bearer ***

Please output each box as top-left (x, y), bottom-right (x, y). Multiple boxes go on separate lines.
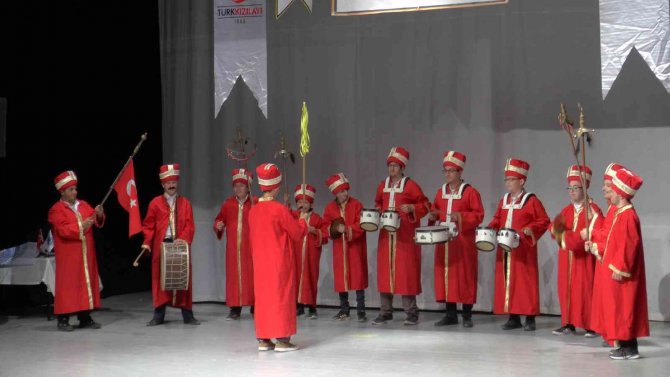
top-left (297, 306), bottom-right (305, 317)
top-left (307, 310), bottom-right (318, 320)
top-left (403, 315), bottom-right (418, 326)
top-left (226, 311), bottom-right (241, 321)
top-left (357, 311), bottom-right (367, 323)
top-left (584, 330), bottom-right (598, 338)
top-left (501, 316), bottom-right (522, 330)
top-left (462, 317), bottom-right (474, 328)
top-left (552, 324), bottom-right (575, 335)
top-left (57, 320), bottom-right (75, 332)
top-left (435, 315), bottom-right (459, 327)
top-left (332, 309), bottom-right (350, 321)
top-left (78, 319), bottom-right (101, 329)
top-left (147, 318), bottom-right (165, 327)
top-left (183, 317), bottom-right (201, 325)
top-left (371, 314), bottom-right (393, 325)
top-left (609, 347), bottom-right (640, 360)
top-left (523, 317), bottom-right (536, 331)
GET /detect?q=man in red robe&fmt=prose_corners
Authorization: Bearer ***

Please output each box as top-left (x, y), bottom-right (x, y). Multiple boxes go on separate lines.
top-left (48, 171), bottom-right (105, 331)
top-left (587, 168), bottom-right (648, 360)
top-left (141, 164), bottom-right (198, 326)
top-left (427, 151), bottom-right (484, 328)
top-left (372, 147), bottom-right (429, 326)
top-left (292, 184), bottom-right (327, 319)
top-left (322, 173), bottom-right (369, 322)
top-left (488, 158), bottom-right (550, 331)
top-left (213, 168), bottom-right (256, 320)
top-left (549, 165), bottom-right (603, 337)
top-left (249, 163), bottom-right (308, 352)
top-left (585, 162), bottom-right (624, 344)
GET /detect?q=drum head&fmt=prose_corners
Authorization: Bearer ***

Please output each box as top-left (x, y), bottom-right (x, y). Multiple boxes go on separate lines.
top-left (499, 243), bottom-right (512, 252)
top-left (360, 223), bottom-right (379, 232)
top-left (476, 241), bottom-right (496, 252)
top-left (382, 225), bottom-right (398, 232)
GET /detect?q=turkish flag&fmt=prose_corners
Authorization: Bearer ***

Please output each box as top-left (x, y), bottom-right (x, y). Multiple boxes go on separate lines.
top-left (114, 160), bottom-right (142, 237)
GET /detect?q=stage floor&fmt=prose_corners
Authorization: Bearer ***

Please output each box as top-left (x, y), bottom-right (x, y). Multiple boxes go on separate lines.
top-left (1, 292), bottom-right (668, 376)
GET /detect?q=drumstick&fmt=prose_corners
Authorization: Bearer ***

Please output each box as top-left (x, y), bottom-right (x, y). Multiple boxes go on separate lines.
top-left (132, 248), bottom-right (146, 267)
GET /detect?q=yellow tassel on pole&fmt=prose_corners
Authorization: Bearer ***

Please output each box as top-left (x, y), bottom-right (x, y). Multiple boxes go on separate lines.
top-left (300, 101), bottom-right (310, 196)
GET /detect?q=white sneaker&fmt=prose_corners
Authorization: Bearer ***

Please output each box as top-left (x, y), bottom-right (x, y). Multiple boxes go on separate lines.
top-left (274, 341), bottom-right (299, 352)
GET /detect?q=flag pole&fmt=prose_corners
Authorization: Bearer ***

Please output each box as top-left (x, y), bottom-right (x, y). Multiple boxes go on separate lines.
top-left (100, 133), bottom-right (148, 207)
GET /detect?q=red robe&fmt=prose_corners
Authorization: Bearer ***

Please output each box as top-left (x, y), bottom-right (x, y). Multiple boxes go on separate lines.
top-left (141, 195), bottom-right (195, 309)
top-left (550, 202), bottom-right (603, 329)
top-left (213, 196), bottom-right (257, 307)
top-left (592, 205), bottom-right (649, 341)
top-left (488, 193), bottom-right (550, 315)
top-left (292, 211), bottom-right (327, 306)
top-left (322, 197), bottom-right (368, 292)
top-left (249, 200), bottom-right (307, 339)
top-left (375, 177), bottom-right (429, 295)
top-left (48, 200), bottom-right (104, 315)
top-left (589, 204), bottom-right (613, 336)
top-left (427, 183), bottom-right (484, 304)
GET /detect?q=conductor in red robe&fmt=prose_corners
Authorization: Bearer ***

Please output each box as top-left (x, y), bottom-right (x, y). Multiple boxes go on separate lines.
top-left (48, 171), bottom-right (105, 331)
top-left (549, 165), bottom-right (603, 337)
top-left (213, 168), bottom-right (257, 320)
top-left (372, 147), bottom-right (430, 326)
top-left (322, 173), bottom-right (369, 322)
top-left (427, 151), bottom-right (484, 328)
top-left (488, 158), bottom-right (550, 331)
top-left (249, 163), bottom-right (308, 352)
top-left (587, 168), bottom-right (648, 360)
top-left (141, 164), bottom-right (199, 326)
top-left (292, 184), bottom-right (327, 319)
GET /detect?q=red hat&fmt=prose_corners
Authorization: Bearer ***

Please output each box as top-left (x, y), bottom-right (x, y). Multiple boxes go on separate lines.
top-left (504, 158), bottom-right (530, 180)
top-left (387, 147), bottom-right (410, 168)
top-left (442, 151), bottom-right (466, 171)
top-left (611, 168), bottom-right (643, 200)
top-left (603, 162), bottom-right (624, 182)
top-left (54, 171), bottom-right (78, 191)
top-left (294, 184), bottom-right (316, 203)
top-left (159, 164), bottom-right (180, 183)
top-left (232, 168), bottom-right (253, 186)
top-left (256, 163), bottom-right (282, 191)
top-left (326, 173), bottom-right (350, 194)
top-left (566, 165), bottom-right (592, 188)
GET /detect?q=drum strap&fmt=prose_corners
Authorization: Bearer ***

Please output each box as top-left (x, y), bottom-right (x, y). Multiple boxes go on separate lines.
top-left (503, 192), bottom-right (533, 228)
top-left (384, 177), bottom-right (408, 209)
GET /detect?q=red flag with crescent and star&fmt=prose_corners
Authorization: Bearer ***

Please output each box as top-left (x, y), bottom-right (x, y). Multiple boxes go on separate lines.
top-left (114, 160), bottom-right (142, 237)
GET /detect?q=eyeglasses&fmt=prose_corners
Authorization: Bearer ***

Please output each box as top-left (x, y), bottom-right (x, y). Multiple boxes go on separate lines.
top-left (503, 177), bottom-right (519, 182)
top-left (442, 169), bottom-right (459, 173)
top-left (566, 187), bottom-right (583, 191)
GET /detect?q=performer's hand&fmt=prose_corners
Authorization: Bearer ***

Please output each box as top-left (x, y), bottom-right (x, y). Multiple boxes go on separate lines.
top-left (308, 226), bottom-right (317, 235)
top-left (141, 245), bottom-right (151, 254)
top-left (337, 224), bottom-right (346, 233)
top-left (95, 205), bottom-right (104, 217)
top-left (451, 212), bottom-right (461, 224)
top-left (216, 221), bottom-right (224, 231)
top-left (584, 241), bottom-right (593, 252)
top-left (428, 211), bottom-right (438, 222)
top-left (399, 204), bottom-right (414, 214)
top-left (82, 217), bottom-right (95, 231)
top-left (611, 271), bottom-right (623, 281)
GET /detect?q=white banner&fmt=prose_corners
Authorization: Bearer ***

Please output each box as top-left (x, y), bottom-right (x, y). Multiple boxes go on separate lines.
top-left (214, 0), bottom-right (267, 117)
top-left (332, 0), bottom-right (507, 16)
top-left (600, 0), bottom-right (670, 99)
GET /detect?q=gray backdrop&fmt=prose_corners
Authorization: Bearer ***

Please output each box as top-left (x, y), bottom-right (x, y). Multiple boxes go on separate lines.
top-left (158, 0), bottom-right (670, 320)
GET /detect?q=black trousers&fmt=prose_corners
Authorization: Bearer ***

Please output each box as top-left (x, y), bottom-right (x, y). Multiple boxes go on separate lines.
top-left (338, 290), bottom-right (365, 312)
top-left (153, 304), bottom-right (194, 320)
